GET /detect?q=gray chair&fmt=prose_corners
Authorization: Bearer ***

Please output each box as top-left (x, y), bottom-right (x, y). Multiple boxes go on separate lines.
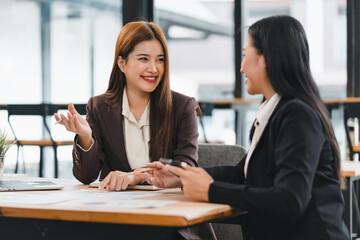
top-left (198, 143), bottom-right (247, 240)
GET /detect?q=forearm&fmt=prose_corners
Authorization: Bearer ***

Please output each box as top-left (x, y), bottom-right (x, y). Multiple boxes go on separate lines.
top-left (72, 135), bottom-right (102, 184)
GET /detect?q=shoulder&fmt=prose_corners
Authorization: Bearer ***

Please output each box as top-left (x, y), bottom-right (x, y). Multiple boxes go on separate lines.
top-left (171, 91), bottom-right (199, 117)
top-left (272, 98), bottom-right (322, 128)
top-left (172, 91), bottom-right (198, 109)
top-left (87, 93), bottom-right (117, 112)
top-left (172, 91), bottom-right (195, 103)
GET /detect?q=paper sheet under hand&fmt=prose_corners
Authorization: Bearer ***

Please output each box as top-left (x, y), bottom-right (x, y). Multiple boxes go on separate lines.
top-left (0, 189), bottom-right (176, 208)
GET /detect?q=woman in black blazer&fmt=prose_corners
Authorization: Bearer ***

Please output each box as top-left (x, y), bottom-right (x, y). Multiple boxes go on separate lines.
top-left (138, 15), bottom-right (349, 240)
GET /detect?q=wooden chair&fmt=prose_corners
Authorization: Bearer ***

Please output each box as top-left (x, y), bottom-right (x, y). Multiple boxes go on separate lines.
top-left (198, 143), bottom-right (246, 240)
top-left (344, 103), bottom-right (360, 161)
top-left (7, 104), bottom-right (75, 178)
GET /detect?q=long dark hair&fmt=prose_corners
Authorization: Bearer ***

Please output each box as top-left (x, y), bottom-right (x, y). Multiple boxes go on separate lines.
top-left (106, 21), bottom-right (173, 161)
top-left (248, 15), bottom-right (342, 180)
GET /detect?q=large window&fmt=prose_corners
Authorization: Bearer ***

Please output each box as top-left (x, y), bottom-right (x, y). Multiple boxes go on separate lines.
top-left (155, 0), bottom-right (236, 144)
top-left (0, 0), bottom-right (122, 178)
top-left (155, 0), bottom-right (235, 100)
top-left (243, 0), bottom-right (347, 99)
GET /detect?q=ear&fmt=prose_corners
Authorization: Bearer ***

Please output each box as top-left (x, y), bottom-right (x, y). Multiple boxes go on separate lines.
top-left (259, 54), bottom-right (266, 68)
top-left (117, 56), bottom-right (126, 72)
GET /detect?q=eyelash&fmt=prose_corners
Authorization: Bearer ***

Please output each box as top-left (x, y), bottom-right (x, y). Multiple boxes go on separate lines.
top-left (138, 58), bottom-right (165, 62)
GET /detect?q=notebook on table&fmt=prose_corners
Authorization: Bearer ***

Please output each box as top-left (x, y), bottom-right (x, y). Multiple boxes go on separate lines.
top-left (0, 180), bottom-right (63, 191)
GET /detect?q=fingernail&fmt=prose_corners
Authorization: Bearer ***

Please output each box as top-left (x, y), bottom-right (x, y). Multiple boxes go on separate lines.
top-left (151, 177), bottom-right (155, 182)
top-left (181, 162), bottom-right (187, 167)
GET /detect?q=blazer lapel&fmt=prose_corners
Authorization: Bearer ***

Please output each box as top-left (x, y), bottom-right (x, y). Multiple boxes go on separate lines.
top-left (102, 97), bottom-right (132, 171)
top-left (246, 97), bottom-right (290, 176)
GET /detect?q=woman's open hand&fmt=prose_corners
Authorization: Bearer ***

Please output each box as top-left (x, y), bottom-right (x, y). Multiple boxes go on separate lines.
top-left (54, 103), bottom-right (92, 149)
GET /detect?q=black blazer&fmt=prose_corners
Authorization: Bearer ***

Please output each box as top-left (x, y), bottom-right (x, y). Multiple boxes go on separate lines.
top-left (72, 91), bottom-right (199, 184)
top-left (207, 97), bottom-right (349, 240)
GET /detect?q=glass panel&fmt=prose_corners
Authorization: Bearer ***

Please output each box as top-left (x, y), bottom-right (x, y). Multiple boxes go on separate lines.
top-left (155, 0), bottom-right (235, 100)
top-left (50, 1), bottom-right (122, 103)
top-left (243, 0), bottom-right (347, 99)
top-left (0, 0), bottom-right (122, 178)
top-left (155, 0), bottom-right (236, 144)
top-left (0, 0), bottom-right (41, 104)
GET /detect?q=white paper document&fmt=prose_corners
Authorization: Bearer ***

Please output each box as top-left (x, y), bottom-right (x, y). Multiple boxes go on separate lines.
top-left (0, 189), bottom-right (177, 208)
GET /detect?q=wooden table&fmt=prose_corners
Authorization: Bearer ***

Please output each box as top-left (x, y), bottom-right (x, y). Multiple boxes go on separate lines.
top-left (0, 176), bottom-right (242, 240)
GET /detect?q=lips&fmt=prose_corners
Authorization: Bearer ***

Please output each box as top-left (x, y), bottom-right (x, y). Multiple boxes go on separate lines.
top-left (141, 76), bottom-right (157, 83)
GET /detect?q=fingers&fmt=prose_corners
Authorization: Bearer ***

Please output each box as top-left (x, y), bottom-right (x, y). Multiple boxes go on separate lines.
top-left (54, 113), bottom-right (61, 122)
top-left (147, 161), bottom-right (166, 170)
top-left (166, 164), bottom-right (187, 177)
top-left (143, 172), bottom-right (155, 185)
top-left (68, 103), bottom-right (79, 115)
top-left (99, 172), bottom-right (133, 191)
top-left (99, 174), bottom-right (111, 190)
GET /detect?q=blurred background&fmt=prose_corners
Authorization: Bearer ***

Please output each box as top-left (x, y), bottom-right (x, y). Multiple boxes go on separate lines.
top-left (0, 0), bottom-right (349, 178)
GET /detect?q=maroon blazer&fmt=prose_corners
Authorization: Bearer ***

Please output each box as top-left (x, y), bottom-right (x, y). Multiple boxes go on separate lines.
top-left (72, 91), bottom-right (199, 184)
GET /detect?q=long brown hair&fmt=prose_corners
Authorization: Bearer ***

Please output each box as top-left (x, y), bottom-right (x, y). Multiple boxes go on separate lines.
top-left (106, 21), bottom-right (173, 161)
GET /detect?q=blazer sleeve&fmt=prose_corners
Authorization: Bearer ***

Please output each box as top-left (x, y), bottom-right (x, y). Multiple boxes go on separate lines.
top-left (72, 97), bottom-right (105, 184)
top-left (172, 97), bottom-right (199, 167)
top-left (206, 155), bottom-right (246, 183)
top-left (208, 103), bottom-right (326, 221)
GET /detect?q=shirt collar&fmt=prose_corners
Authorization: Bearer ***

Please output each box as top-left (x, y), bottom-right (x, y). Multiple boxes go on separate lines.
top-left (122, 88), bottom-right (150, 127)
top-left (255, 93), bottom-right (282, 126)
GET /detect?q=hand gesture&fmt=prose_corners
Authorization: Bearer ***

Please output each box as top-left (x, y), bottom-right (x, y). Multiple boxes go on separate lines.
top-left (166, 163), bottom-right (214, 201)
top-left (99, 171), bottom-right (144, 191)
top-left (134, 161), bottom-right (182, 189)
top-left (54, 103), bottom-right (92, 149)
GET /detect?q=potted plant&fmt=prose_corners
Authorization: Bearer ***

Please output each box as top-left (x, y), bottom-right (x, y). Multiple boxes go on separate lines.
top-left (0, 129), bottom-right (15, 179)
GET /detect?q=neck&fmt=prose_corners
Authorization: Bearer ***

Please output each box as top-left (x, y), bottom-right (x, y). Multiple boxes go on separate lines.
top-left (126, 88), bottom-right (150, 118)
top-left (263, 82), bottom-right (276, 101)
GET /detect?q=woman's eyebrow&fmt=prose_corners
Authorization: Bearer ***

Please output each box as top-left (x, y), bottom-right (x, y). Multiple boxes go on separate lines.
top-left (135, 53), bottom-right (149, 56)
top-left (135, 53), bottom-right (165, 57)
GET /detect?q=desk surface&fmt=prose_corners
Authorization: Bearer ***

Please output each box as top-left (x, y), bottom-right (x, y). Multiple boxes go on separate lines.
top-left (0, 176), bottom-right (242, 227)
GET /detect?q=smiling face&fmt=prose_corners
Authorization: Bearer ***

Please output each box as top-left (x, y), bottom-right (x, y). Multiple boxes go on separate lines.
top-left (241, 34), bottom-right (274, 99)
top-left (118, 39), bottom-right (165, 97)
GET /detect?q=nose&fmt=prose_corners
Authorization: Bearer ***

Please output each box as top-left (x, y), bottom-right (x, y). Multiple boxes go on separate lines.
top-left (240, 68), bottom-right (244, 74)
top-left (147, 60), bottom-right (157, 73)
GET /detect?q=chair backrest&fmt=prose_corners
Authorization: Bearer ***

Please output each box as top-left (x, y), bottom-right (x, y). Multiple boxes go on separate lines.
top-left (198, 143), bottom-right (246, 240)
top-left (7, 104), bottom-right (55, 141)
top-left (198, 143), bottom-right (246, 167)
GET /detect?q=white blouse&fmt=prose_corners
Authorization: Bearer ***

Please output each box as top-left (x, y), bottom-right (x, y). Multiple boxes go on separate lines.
top-left (122, 89), bottom-right (150, 170)
top-left (76, 89), bottom-right (151, 170)
top-left (244, 93), bottom-right (281, 178)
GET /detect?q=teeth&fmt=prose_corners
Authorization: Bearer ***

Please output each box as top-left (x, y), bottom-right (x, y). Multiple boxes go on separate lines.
top-left (143, 77), bottom-right (155, 80)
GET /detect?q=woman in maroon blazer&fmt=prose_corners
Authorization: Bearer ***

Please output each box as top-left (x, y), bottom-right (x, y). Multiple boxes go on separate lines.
top-left (55, 21), bottom-right (215, 240)
top-left (139, 16), bottom-right (349, 240)
top-left (54, 21), bottom-right (200, 190)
